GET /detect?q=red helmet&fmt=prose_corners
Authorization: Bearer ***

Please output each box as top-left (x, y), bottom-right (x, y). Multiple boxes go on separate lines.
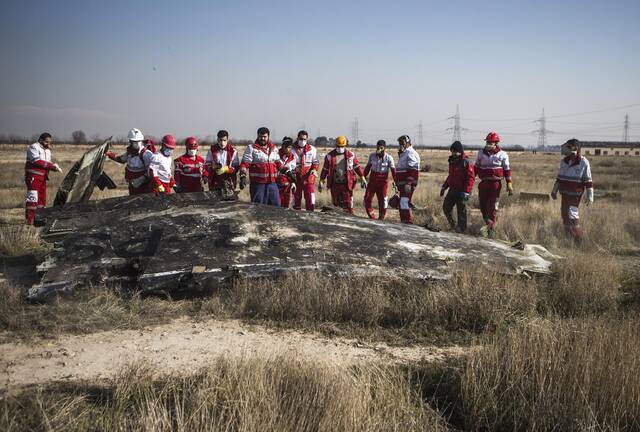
top-left (485, 132), bottom-right (500, 143)
top-left (185, 136), bottom-right (198, 149)
top-left (161, 134), bottom-right (177, 149)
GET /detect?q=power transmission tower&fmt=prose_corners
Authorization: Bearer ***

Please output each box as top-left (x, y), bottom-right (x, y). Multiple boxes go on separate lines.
top-left (623, 114), bottom-right (629, 143)
top-left (417, 121), bottom-right (424, 146)
top-left (351, 118), bottom-right (359, 144)
top-left (447, 105), bottom-right (466, 142)
top-left (533, 108), bottom-right (552, 149)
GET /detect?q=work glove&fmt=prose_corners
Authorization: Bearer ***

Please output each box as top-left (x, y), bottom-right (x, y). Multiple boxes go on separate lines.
top-left (309, 169), bottom-right (318, 177)
top-left (440, 186), bottom-right (447, 197)
top-left (284, 170), bottom-right (296, 184)
top-left (215, 165), bottom-right (229, 175)
top-left (507, 181), bottom-right (514, 196)
top-left (392, 182), bottom-right (398, 194)
top-left (403, 184), bottom-right (412, 194)
top-left (459, 192), bottom-right (470, 202)
top-left (585, 188), bottom-right (594, 206)
top-left (319, 179), bottom-right (325, 193)
top-left (239, 175), bottom-right (247, 190)
top-left (550, 182), bottom-right (559, 200)
top-left (130, 176), bottom-right (147, 188)
top-left (155, 184), bottom-right (165, 196)
top-left (174, 184), bottom-right (182, 193)
top-left (291, 183), bottom-right (297, 193)
top-left (359, 176), bottom-right (367, 189)
top-left (104, 151), bottom-right (117, 160)
top-left (52, 163), bottom-right (62, 173)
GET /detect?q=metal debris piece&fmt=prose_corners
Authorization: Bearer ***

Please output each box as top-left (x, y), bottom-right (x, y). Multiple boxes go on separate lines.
top-left (28, 192), bottom-right (559, 301)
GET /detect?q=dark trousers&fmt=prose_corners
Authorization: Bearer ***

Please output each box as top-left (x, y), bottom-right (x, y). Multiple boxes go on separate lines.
top-left (443, 190), bottom-right (467, 232)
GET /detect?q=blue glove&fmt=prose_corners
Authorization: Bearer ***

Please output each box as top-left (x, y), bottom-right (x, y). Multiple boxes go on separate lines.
top-left (459, 192), bottom-right (470, 201)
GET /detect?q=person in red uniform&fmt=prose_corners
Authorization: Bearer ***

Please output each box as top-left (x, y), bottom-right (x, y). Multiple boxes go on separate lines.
top-left (24, 132), bottom-right (63, 224)
top-left (205, 130), bottom-right (239, 197)
top-left (363, 140), bottom-right (397, 220)
top-left (291, 130), bottom-right (319, 211)
top-left (277, 137), bottom-right (297, 208)
top-left (395, 135), bottom-right (420, 224)
top-left (149, 135), bottom-right (177, 195)
top-left (474, 131), bottom-right (513, 238)
top-left (319, 135), bottom-right (366, 214)
top-left (240, 127), bottom-right (282, 206)
top-left (440, 141), bottom-right (475, 232)
top-left (174, 136), bottom-right (206, 193)
top-left (105, 128), bottom-right (154, 195)
top-left (550, 138), bottom-right (593, 243)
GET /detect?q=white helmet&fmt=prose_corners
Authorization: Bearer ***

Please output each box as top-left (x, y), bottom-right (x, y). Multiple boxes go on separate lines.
top-left (127, 128), bottom-right (144, 142)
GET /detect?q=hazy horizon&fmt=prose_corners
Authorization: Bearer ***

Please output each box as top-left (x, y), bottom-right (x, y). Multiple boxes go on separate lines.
top-left (1, 0), bottom-right (639, 147)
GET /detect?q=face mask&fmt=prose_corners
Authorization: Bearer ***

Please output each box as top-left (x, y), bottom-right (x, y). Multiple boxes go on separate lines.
top-left (187, 149), bottom-right (197, 156)
top-left (297, 139), bottom-right (306, 147)
top-left (131, 141), bottom-right (142, 151)
top-left (162, 148), bottom-right (173, 157)
top-left (336, 147), bottom-right (345, 154)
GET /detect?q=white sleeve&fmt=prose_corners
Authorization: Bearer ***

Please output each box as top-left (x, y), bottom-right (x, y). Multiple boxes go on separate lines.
top-left (26, 144), bottom-right (39, 163)
top-left (409, 150), bottom-right (420, 169)
top-left (231, 149), bottom-right (240, 169)
top-left (502, 152), bottom-right (510, 171)
top-left (242, 145), bottom-right (253, 165)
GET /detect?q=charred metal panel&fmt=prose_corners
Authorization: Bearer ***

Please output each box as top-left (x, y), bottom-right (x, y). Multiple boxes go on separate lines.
top-left (53, 138), bottom-right (114, 206)
top-left (29, 193), bottom-right (558, 301)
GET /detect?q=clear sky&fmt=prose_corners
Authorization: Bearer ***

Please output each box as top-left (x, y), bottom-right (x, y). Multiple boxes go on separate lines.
top-left (1, 0), bottom-right (639, 146)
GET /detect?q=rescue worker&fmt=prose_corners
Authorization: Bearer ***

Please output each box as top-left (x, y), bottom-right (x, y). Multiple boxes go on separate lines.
top-left (149, 134), bottom-right (176, 195)
top-left (319, 135), bottom-right (366, 214)
top-left (174, 136), bottom-right (206, 193)
top-left (395, 135), bottom-right (420, 224)
top-left (277, 137), bottom-right (297, 208)
top-left (24, 132), bottom-right (62, 225)
top-left (105, 128), bottom-right (153, 195)
top-left (550, 138), bottom-right (593, 242)
top-left (440, 141), bottom-right (475, 233)
top-left (206, 130), bottom-right (240, 198)
top-left (474, 131), bottom-right (513, 238)
top-left (291, 130), bottom-right (319, 211)
top-left (240, 127), bottom-right (281, 206)
top-left (363, 140), bottom-right (397, 220)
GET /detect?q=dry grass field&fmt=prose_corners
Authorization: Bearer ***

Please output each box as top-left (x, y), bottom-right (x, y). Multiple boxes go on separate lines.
top-left (1, 143), bottom-right (639, 431)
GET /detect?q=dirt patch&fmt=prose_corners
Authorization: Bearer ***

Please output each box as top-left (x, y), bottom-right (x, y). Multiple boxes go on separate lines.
top-left (0, 317), bottom-right (468, 391)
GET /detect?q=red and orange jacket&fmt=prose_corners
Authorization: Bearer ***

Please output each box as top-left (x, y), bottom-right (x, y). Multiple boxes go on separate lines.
top-left (174, 154), bottom-right (206, 192)
top-left (205, 145), bottom-right (239, 189)
top-left (442, 152), bottom-right (474, 193)
top-left (320, 149), bottom-right (364, 191)
top-left (240, 141), bottom-right (281, 184)
top-left (25, 142), bottom-right (55, 180)
top-left (556, 153), bottom-right (592, 196)
top-left (363, 152), bottom-right (397, 183)
top-left (474, 146), bottom-right (512, 182)
top-left (291, 143), bottom-right (319, 185)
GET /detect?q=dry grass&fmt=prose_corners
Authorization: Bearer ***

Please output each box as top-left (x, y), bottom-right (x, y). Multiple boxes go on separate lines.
top-left (0, 356), bottom-right (447, 432)
top-left (461, 317), bottom-right (640, 431)
top-left (0, 283), bottom-right (224, 341)
top-left (0, 225), bottom-right (49, 256)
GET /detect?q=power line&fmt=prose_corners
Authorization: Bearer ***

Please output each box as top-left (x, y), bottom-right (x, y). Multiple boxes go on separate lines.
top-left (351, 117), bottom-right (359, 144)
top-left (417, 121), bottom-right (424, 146)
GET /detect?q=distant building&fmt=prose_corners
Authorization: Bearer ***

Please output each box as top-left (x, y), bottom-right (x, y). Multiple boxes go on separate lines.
top-left (580, 141), bottom-right (640, 156)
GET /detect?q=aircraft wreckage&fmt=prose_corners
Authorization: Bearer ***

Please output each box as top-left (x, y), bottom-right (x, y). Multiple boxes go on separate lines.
top-left (27, 141), bottom-right (558, 301)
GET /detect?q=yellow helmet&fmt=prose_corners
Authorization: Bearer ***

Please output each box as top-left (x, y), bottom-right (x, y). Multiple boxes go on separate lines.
top-left (336, 135), bottom-right (348, 147)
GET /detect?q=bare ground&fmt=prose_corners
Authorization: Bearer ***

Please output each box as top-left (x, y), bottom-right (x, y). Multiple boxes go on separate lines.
top-left (0, 317), bottom-right (468, 391)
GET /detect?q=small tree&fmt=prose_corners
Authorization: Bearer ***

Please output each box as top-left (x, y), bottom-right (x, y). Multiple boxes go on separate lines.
top-left (71, 130), bottom-right (87, 144)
